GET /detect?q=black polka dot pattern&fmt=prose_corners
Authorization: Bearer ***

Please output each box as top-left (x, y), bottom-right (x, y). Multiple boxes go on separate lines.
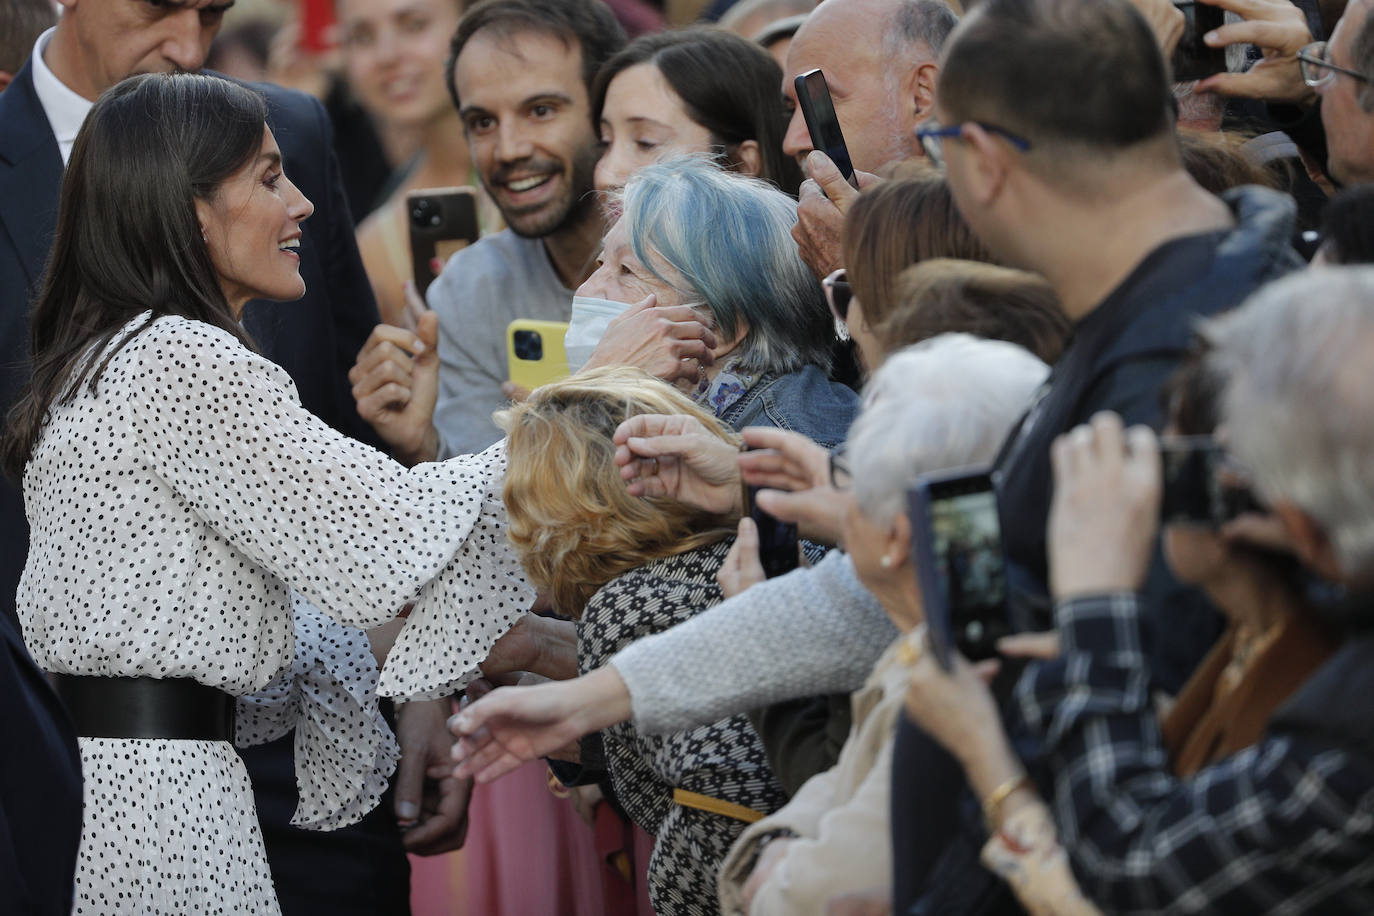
top-left (236, 595), bottom-right (400, 831)
top-left (17, 314), bottom-right (533, 912)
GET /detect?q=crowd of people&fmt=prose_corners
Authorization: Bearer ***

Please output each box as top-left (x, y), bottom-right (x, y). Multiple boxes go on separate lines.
top-left (3, 0), bottom-right (1374, 913)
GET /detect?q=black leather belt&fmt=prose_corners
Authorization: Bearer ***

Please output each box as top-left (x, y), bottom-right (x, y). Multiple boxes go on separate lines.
top-left (51, 674), bottom-right (235, 742)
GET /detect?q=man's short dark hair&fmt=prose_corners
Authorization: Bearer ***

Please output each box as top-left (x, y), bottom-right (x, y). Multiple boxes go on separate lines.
top-left (888, 0), bottom-right (960, 59)
top-left (445, 0), bottom-right (626, 111)
top-left (939, 0), bottom-right (1172, 151)
top-left (0, 0), bottom-right (57, 76)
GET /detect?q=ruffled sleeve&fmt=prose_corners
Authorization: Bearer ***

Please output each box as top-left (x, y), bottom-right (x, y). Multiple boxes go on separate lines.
top-left (378, 440), bottom-right (534, 700)
top-left (236, 594), bottom-right (400, 831)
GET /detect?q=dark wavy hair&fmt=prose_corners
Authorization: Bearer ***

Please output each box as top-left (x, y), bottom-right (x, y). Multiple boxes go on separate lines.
top-left (3, 72), bottom-right (265, 479)
top-left (591, 27), bottom-right (802, 195)
top-left (445, 0), bottom-right (626, 112)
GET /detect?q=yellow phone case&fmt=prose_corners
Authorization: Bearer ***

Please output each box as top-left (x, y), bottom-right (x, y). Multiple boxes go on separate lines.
top-left (506, 319), bottom-right (571, 393)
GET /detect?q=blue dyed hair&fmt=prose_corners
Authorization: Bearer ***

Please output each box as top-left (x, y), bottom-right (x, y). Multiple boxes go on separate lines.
top-left (619, 156), bottom-right (833, 375)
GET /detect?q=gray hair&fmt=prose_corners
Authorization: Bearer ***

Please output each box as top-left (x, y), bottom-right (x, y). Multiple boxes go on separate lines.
top-left (847, 333), bottom-right (1049, 525)
top-left (884, 0), bottom-right (960, 62)
top-left (620, 155), bottom-right (834, 375)
top-left (1207, 267), bottom-right (1374, 578)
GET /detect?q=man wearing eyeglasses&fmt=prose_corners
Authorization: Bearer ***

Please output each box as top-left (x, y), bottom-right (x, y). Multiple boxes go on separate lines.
top-left (1198, 0), bottom-right (1374, 186)
top-left (917, 0), bottom-right (1304, 695)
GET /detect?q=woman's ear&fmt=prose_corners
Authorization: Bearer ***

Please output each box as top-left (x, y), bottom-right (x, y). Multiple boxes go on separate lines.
top-left (709, 319), bottom-right (750, 361)
top-left (886, 511), bottom-right (913, 571)
top-left (1273, 499), bottom-right (1345, 582)
top-left (733, 140), bottom-right (763, 178)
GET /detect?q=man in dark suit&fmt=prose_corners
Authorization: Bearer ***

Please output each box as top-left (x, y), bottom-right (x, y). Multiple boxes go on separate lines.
top-left (0, 1), bottom-right (461, 911)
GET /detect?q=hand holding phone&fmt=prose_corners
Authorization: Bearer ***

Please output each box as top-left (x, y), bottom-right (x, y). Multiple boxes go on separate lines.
top-left (748, 484), bottom-right (800, 578)
top-left (407, 187), bottom-right (480, 298)
top-left (908, 468), bottom-right (1012, 671)
top-left (1159, 435), bottom-right (1262, 526)
top-left (1170, 1), bottom-right (1227, 81)
top-left (794, 69), bottom-right (859, 189)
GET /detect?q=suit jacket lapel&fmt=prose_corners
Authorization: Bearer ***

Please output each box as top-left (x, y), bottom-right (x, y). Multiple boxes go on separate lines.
top-left (0, 61), bottom-right (64, 291)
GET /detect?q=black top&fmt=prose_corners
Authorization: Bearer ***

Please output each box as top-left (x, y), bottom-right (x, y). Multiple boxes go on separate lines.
top-left (994, 186), bottom-right (1302, 692)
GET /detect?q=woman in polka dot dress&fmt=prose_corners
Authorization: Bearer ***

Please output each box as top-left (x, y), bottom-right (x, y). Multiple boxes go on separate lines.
top-left (2, 74), bottom-right (528, 914)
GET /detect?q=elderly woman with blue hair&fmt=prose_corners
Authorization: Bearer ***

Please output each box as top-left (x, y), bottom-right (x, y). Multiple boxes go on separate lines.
top-left (574, 155), bottom-right (857, 446)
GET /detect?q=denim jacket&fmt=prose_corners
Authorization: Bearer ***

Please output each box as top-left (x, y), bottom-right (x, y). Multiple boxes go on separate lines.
top-left (718, 363), bottom-right (859, 448)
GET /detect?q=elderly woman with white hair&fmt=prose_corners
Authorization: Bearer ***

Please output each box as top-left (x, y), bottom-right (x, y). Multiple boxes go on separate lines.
top-left (710, 333), bottom-right (1048, 914)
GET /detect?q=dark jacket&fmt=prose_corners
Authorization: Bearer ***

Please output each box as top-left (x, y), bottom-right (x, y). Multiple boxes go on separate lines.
top-left (995, 185), bottom-right (1302, 692)
top-left (895, 186), bottom-right (1303, 915)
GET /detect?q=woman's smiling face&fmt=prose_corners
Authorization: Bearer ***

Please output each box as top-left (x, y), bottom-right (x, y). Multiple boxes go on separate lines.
top-left (195, 126), bottom-right (314, 316)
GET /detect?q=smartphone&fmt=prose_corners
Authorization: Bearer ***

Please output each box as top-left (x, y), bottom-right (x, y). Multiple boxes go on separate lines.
top-left (908, 468), bottom-right (1012, 671)
top-left (506, 320), bottom-right (570, 393)
top-left (794, 69), bottom-right (859, 189)
top-left (298, 0), bottom-right (334, 53)
top-left (746, 484), bottom-right (801, 578)
top-left (1170, 1), bottom-right (1227, 82)
top-left (1159, 436), bottom-right (1263, 526)
top-left (407, 187), bottom-right (480, 299)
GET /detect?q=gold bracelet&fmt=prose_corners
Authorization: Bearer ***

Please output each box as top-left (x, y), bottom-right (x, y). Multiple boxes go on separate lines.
top-left (981, 774), bottom-right (1031, 830)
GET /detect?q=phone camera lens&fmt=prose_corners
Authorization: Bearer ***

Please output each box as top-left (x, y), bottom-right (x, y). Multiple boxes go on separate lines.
top-left (513, 330), bottom-right (543, 361)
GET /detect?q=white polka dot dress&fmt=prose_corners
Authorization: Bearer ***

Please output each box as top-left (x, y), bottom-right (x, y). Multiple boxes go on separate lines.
top-left (17, 314), bottom-right (532, 914)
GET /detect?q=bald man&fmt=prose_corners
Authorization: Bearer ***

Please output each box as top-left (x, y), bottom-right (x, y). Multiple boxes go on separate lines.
top-left (783, 0), bottom-right (959, 275)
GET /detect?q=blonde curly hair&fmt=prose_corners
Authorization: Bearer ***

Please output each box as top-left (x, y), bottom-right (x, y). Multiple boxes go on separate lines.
top-left (496, 367), bottom-right (740, 618)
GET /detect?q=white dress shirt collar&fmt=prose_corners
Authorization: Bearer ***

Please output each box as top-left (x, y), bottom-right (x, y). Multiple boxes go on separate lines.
top-left (29, 27), bottom-right (94, 166)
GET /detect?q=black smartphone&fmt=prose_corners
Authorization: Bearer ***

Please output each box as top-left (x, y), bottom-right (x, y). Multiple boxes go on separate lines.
top-left (794, 69), bottom-right (859, 189)
top-left (407, 187), bottom-right (479, 298)
top-left (1170, 1), bottom-right (1227, 82)
top-left (908, 468), bottom-right (1011, 671)
top-left (1160, 436), bottom-right (1263, 526)
top-left (747, 485), bottom-right (800, 578)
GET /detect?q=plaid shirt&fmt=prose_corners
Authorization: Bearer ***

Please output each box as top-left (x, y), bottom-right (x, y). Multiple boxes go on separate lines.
top-left (1013, 592), bottom-right (1374, 914)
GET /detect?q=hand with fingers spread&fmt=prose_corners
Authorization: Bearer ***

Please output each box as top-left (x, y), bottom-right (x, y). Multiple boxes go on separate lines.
top-left (1193, 0), bottom-right (1316, 104)
top-left (580, 293), bottom-right (719, 387)
top-left (1047, 412), bottom-right (1163, 600)
top-left (394, 697), bottom-right (473, 855)
top-left (449, 666), bottom-right (633, 784)
top-left (738, 426), bottom-right (846, 546)
top-left (612, 413), bottom-right (743, 514)
top-left (793, 152), bottom-right (883, 280)
top-left (349, 308), bottom-right (441, 466)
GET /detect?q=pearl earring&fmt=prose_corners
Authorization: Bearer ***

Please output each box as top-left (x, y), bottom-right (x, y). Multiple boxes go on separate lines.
top-left (880, 555), bottom-right (892, 569)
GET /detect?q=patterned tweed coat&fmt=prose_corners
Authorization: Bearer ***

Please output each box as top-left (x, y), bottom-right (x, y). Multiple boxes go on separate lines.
top-left (577, 538), bottom-right (789, 915)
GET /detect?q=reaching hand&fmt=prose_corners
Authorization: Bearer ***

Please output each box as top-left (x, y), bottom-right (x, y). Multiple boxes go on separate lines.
top-left (580, 294), bottom-right (719, 388)
top-left (1047, 412), bottom-right (1162, 600)
top-left (793, 152), bottom-right (882, 280)
top-left (612, 414), bottom-right (743, 515)
top-left (478, 613), bottom-right (579, 684)
top-left (349, 309), bottom-right (440, 466)
top-left (738, 427), bottom-right (846, 546)
top-left (394, 697), bottom-right (472, 855)
top-left (1194, 0), bottom-right (1316, 105)
top-left (450, 666), bottom-right (633, 784)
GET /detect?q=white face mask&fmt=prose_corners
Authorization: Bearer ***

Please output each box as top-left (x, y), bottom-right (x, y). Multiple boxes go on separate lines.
top-left (564, 295), bottom-right (633, 373)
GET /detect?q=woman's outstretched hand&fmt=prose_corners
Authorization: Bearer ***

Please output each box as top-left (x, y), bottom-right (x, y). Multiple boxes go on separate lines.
top-left (449, 666), bottom-right (634, 784)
